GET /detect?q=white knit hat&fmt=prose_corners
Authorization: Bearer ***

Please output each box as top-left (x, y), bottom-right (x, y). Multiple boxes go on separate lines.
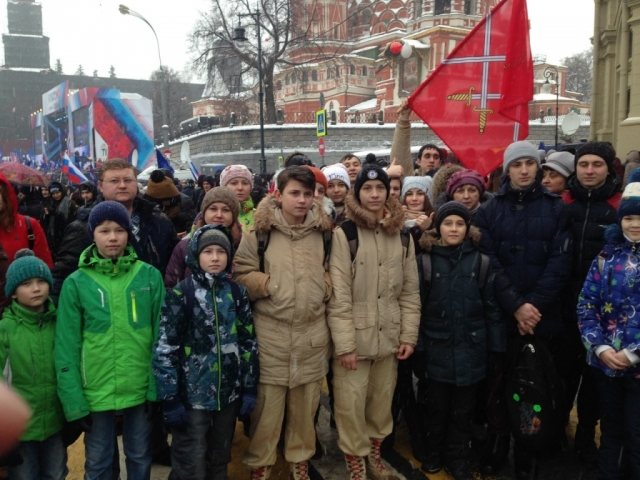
top-left (322, 164), bottom-right (351, 190)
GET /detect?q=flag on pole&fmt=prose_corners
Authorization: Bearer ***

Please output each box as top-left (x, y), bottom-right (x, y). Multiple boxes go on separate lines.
top-left (62, 151), bottom-right (89, 184)
top-left (408, 0), bottom-right (533, 176)
top-left (155, 149), bottom-right (174, 173)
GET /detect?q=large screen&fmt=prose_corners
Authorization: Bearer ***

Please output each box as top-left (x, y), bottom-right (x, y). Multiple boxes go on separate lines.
top-left (72, 107), bottom-right (90, 148)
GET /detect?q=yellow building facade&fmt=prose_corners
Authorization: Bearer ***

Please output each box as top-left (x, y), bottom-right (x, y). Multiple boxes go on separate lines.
top-left (591, 0), bottom-right (640, 155)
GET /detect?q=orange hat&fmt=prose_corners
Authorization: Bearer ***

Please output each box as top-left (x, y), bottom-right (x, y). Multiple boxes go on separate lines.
top-left (303, 166), bottom-right (328, 190)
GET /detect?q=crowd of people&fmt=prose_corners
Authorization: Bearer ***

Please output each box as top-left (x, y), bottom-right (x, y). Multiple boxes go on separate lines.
top-left (0, 103), bottom-right (639, 480)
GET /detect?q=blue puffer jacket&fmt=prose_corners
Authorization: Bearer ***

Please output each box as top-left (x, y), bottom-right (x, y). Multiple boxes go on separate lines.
top-left (475, 180), bottom-right (572, 335)
top-left (153, 225), bottom-right (259, 410)
top-left (577, 224), bottom-right (640, 378)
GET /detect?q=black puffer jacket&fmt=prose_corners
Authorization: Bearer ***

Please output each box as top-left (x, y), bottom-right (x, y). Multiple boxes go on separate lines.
top-left (475, 180), bottom-right (572, 336)
top-left (416, 227), bottom-right (505, 386)
top-left (51, 196), bottom-right (178, 296)
top-left (561, 174), bottom-right (622, 297)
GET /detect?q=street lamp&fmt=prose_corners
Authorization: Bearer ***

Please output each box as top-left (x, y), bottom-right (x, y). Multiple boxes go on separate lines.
top-left (119, 4), bottom-right (170, 150)
top-left (544, 66), bottom-right (559, 149)
top-left (233, 10), bottom-right (267, 174)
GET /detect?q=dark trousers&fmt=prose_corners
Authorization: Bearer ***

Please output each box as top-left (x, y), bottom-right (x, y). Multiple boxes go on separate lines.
top-left (562, 322), bottom-right (601, 434)
top-left (592, 367), bottom-right (640, 480)
top-left (423, 378), bottom-right (478, 464)
top-left (169, 400), bottom-right (240, 480)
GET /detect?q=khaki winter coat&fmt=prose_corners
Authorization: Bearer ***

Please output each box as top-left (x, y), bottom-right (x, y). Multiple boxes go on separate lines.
top-left (233, 196), bottom-right (333, 388)
top-left (327, 192), bottom-right (421, 360)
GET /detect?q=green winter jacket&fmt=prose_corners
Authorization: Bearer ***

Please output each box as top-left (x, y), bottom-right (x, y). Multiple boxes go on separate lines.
top-left (55, 244), bottom-right (165, 421)
top-left (0, 299), bottom-right (64, 441)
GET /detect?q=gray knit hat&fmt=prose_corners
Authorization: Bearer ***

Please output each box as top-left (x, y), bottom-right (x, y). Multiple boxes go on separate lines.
top-left (503, 141), bottom-right (541, 171)
top-left (197, 226), bottom-right (232, 259)
top-left (401, 176), bottom-right (432, 202)
top-left (543, 151), bottom-right (575, 178)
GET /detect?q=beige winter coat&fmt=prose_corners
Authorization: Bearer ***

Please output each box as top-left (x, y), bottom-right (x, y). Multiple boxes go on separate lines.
top-left (233, 196), bottom-right (333, 388)
top-left (327, 192), bottom-right (421, 360)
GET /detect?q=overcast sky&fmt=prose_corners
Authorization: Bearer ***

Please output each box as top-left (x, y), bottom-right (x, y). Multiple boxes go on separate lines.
top-left (0, 0), bottom-right (594, 83)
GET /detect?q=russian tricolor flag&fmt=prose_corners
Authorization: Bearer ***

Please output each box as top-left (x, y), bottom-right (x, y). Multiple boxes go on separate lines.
top-left (62, 152), bottom-right (89, 184)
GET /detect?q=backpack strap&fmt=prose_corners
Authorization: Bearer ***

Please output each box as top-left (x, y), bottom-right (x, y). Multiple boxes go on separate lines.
top-left (341, 220), bottom-right (359, 262)
top-left (25, 216), bottom-right (35, 250)
top-left (478, 253), bottom-right (491, 290)
top-left (322, 229), bottom-right (332, 270)
top-left (228, 281), bottom-right (243, 310)
top-left (256, 231), bottom-right (270, 273)
top-left (400, 227), bottom-right (411, 259)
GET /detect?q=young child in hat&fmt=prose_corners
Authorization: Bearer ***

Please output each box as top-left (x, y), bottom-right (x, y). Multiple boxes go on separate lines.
top-left (0, 249), bottom-right (67, 480)
top-left (323, 164), bottom-right (351, 226)
top-left (55, 201), bottom-right (165, 480)
top-left (577, 169), bottom-right (640, 479)
top-left (415, 202), bottom-right (504, 479)
top-left (154, 224), bottom-right (258, 480)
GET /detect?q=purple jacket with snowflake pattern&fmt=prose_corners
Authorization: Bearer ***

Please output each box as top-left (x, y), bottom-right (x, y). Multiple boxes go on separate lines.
top-left (577, 224), bottom-right (640, 378)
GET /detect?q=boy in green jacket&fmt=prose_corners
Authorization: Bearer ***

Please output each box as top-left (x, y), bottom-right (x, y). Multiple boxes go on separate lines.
top-left (55, 201), bottom-right (165, 480)
top-left (0, 249), bottom-right (67, 480)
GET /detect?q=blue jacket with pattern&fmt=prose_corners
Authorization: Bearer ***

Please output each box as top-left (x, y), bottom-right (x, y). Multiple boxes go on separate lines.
top-left (153, 225), bottom-right (259, 409)
top-left (577, 224), bottom-right (640, 378)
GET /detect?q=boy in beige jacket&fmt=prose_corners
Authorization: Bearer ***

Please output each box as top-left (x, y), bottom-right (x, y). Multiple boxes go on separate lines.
top-left (234, 166), bottom-right (333, 480)
top-left (327, 164), bottom-right (421, 480)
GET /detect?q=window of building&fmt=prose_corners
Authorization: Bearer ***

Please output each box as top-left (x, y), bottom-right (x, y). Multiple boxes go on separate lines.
top-left (335, 66), bottom-right (340, 77)
top-left (311, 70), bottom-right (318, 81)
top-left (302, 71), bottom-right (308, 82)
top-left (547, 107), bottom-right (553, 116)
top-left (285, 74), bottom-right (290, 85)
top-left (362, 9), bottom-right (372, 25)
top-left (350, 65), bottom-right (356, 75)
top-left (435, 0), bottom-right (451, 15)
top-left (464, 0), bottom-right (474, 15)
top-left (291, 73), bottom-right (296, 84)
top-left (415, 0), bottom-right (422, 17)
top-left (362, 66), bottom-right (368, 76)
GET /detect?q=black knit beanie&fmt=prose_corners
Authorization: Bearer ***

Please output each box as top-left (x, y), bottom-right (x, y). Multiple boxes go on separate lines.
top-left (354, 164), bottom-right (390, 201)
top-left (435, 201), bottom-right (471, 234)
top-left (575, 142), bottom-right (616, 172)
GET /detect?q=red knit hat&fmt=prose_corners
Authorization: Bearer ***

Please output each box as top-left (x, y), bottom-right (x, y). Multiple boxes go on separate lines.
top-left (303, 166), bottom-right (328, 190)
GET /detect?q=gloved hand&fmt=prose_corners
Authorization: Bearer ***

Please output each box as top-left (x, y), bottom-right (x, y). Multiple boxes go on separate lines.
top-left (145, 401), bottom-right (162, 421)
top-left (0, 445), bottom-right (23, 467)
top-left (239, 394), bottom-right (257, 417)
top-left (162, 397), bottom-right (188, 430)
top-left (60, 414), bottom-right (92, 447)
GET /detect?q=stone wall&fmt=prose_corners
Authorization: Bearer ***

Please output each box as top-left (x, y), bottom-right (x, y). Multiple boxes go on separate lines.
top-left (168, 122), bottom-right (590, 173)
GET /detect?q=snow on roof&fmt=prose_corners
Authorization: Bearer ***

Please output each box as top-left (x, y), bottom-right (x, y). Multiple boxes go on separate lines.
top-left (403, 39), bottom-right (429, 49)
top-left (532, 93), bottom-right (576, 102)
top-left (345, 98), bottom-right (378, 112)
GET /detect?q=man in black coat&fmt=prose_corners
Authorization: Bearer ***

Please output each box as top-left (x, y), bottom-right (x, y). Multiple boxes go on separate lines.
top-left (51, 159), bottom-right (178, 297)
top-left (560, 142), bottom-right (622, 464)
top-left (475, 141), bottom-right (572, 480)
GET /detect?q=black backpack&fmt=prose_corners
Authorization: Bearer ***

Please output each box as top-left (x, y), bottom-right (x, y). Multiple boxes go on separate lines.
top-left (504, 335), bottom-right (564, 450)
top-left (340, 220), bottom-right (411, 262)
top-left (256, 228), bottom-right (332, 273)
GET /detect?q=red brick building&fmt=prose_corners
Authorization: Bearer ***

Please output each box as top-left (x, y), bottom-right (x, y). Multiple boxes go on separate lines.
top-left (274, 0), bottom-right (501, 121)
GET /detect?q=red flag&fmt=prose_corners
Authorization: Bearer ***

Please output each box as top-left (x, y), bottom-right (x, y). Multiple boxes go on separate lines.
top-left (408, 0), bottom-right (533, 176)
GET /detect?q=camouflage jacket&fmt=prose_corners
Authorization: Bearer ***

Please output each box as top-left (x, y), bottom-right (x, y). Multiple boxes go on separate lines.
top-left (153, 225), bottom-right (259, 410)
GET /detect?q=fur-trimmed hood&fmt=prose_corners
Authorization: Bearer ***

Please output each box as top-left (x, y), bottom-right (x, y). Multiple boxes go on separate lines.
top-left (344, 190), bottom-right (405, 236)
top-left (418, 225), bottom-right (482, 252)
top-left (252, 194), bottom-right (333, 234)
top-left (430, 164), bottom-right (464, 204)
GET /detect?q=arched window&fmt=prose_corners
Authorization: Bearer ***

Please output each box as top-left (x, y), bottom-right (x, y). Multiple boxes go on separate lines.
top-left (291, 74), bottom-right (296, 84)
top-left (335, 66), bottom-right (340, 78)
top-left (285, 75), bottom-right (290, 85)
top-left (311, 70), bottom-right (318, 81)
top-left (302, 71), bottom-right (309, 82)
top-left (350, 65), bottom-right (356, 75)
top-left (362, 9), bottom-right (372, 25)
top-left (362, 66), bottom-right (368, 76)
